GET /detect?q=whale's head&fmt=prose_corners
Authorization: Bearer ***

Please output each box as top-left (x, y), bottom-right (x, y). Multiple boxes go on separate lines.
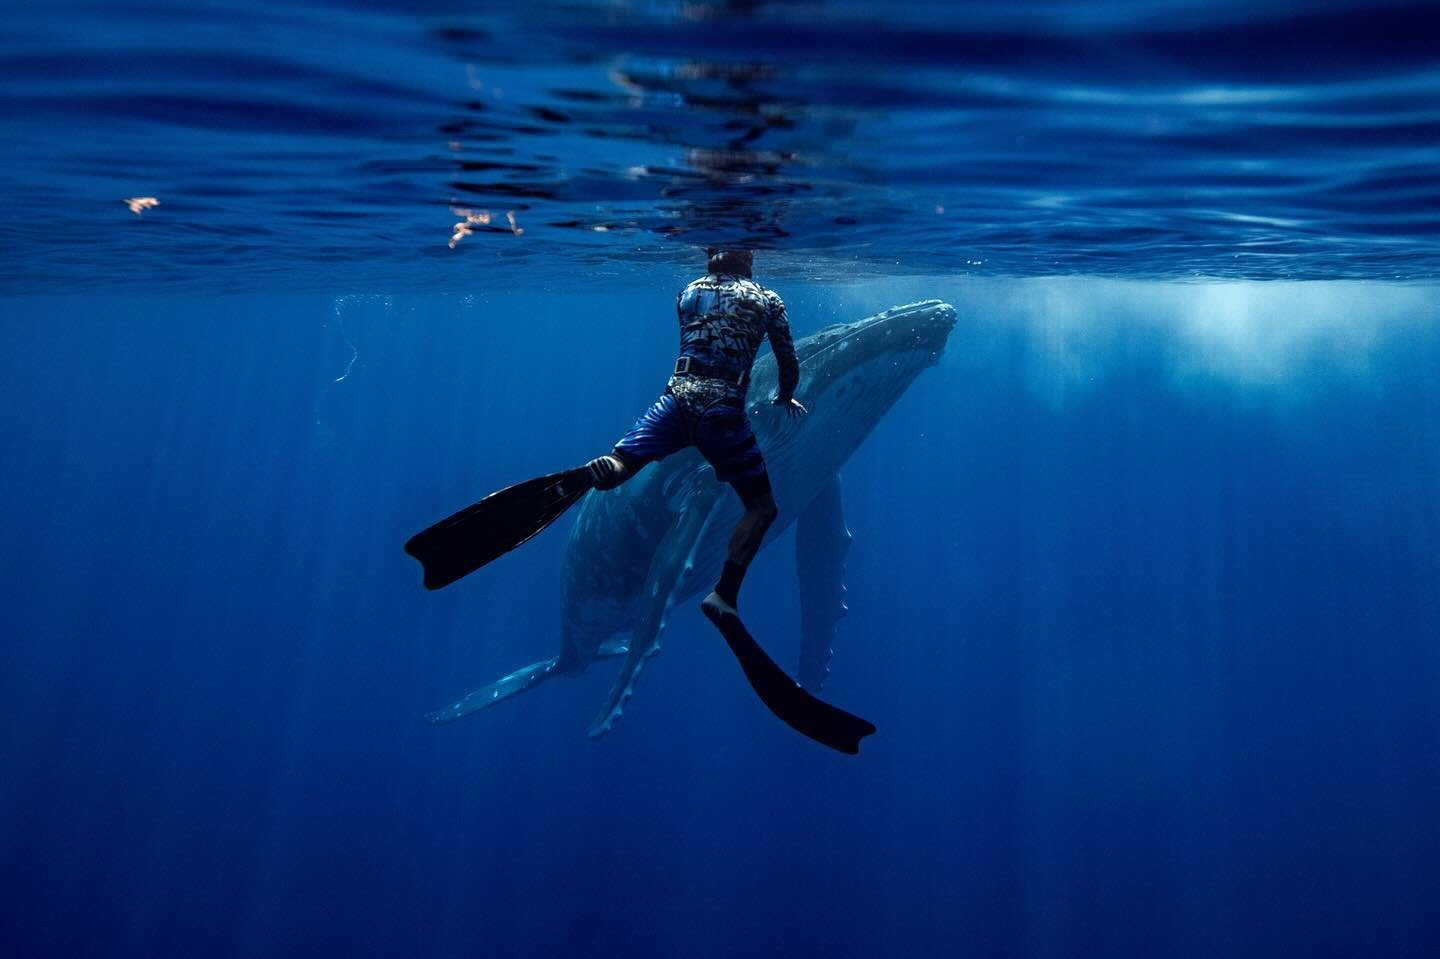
top-left (746, 298), bottom-right (956, 484)
top-left (791, 298), bottom-right (957, 402)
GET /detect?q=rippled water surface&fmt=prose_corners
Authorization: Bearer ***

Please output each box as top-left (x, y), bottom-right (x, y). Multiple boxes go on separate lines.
top-left (3, 0), bottom-right (1438, 290)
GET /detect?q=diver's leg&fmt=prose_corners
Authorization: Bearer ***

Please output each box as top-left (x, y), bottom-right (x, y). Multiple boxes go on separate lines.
top-left (576, 393), bottom-right (687, 491)
top-left (695, 402), bottom-right (775, 618)
top-left (706, 473), bottom-right (778, 615)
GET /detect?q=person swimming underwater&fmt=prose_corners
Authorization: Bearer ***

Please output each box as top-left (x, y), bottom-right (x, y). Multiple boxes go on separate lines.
top-left (576, 247), bottom-right (807, 628)
top-left (405, 248), bottom-right (874, 753)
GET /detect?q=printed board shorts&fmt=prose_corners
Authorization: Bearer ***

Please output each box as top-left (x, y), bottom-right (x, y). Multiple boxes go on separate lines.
top-left (612, 391), bottom-right (767, 485)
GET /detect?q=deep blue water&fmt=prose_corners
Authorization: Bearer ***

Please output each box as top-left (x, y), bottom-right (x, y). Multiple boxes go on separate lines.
top-left (3, 3), bottom-right (1440, 958)
top-left (4, 281), bottom-right (1439, 957)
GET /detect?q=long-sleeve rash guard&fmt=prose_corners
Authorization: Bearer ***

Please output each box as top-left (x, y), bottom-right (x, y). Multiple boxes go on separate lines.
top-left (675, 272), bottom-right (799, 402)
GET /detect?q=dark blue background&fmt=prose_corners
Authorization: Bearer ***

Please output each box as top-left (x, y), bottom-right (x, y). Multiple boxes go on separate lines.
top-left (2, 280), bottom-right (1436, 957)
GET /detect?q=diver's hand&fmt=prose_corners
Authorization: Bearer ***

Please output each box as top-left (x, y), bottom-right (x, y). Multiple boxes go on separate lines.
top-left (773, 396), bottom-right (808, 418)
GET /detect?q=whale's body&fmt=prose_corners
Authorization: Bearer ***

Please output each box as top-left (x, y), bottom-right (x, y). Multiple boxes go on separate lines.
top-left (426, 299), bottom-right (957, 735)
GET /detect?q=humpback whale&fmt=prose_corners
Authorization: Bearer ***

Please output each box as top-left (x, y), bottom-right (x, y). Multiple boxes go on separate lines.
top-left (425, 299), bottom-right (957, 737)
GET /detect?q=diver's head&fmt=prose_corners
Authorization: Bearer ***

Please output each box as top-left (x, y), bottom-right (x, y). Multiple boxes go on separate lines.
top-left (706, 248), bottom-right (753, 278)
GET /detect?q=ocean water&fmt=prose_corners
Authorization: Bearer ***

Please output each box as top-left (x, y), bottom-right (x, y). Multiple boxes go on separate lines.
top-left (2, 2), bottom-right (1439, 958)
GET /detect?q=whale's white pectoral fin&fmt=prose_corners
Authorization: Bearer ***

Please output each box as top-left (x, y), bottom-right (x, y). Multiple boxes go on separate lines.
top-left (425, 656), bottom-right (561, 725)
top-left (587, 489), bottom-right (716, 739)
top-left (425, 639), bottom-right (630, 727)
top-left (795, 473), bottom-right (852, 692)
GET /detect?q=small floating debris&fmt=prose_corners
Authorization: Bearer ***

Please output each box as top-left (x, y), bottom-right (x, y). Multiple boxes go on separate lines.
top-left (505, 210), bottom-right (523, 236)
top-left (123, 196), bottom-right (159, 215)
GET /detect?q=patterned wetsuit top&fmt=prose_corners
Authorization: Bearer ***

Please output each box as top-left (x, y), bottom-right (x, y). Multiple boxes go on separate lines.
top-left (672, 272), bottom-right (799, 403)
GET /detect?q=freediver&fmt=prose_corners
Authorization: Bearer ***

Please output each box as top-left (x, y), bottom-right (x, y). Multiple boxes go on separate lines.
top-left (406, 248), bottom-right (874, 753)
top-left (573, 247), bottom-right (807, 631)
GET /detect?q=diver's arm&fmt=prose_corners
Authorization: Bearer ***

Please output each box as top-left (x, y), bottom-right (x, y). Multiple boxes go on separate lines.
top-left (767, 293), bottom-right (801, 405)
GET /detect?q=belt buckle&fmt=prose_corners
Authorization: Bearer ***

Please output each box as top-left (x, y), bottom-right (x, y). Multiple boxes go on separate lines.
top-left (675, 356), bottom-right (692, 375)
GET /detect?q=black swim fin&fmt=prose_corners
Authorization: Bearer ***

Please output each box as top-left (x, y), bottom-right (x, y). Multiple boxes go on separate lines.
top-left (405, 470), bottom-right (588, 590)
top-left (703, 600), bottom-right (877, 755)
